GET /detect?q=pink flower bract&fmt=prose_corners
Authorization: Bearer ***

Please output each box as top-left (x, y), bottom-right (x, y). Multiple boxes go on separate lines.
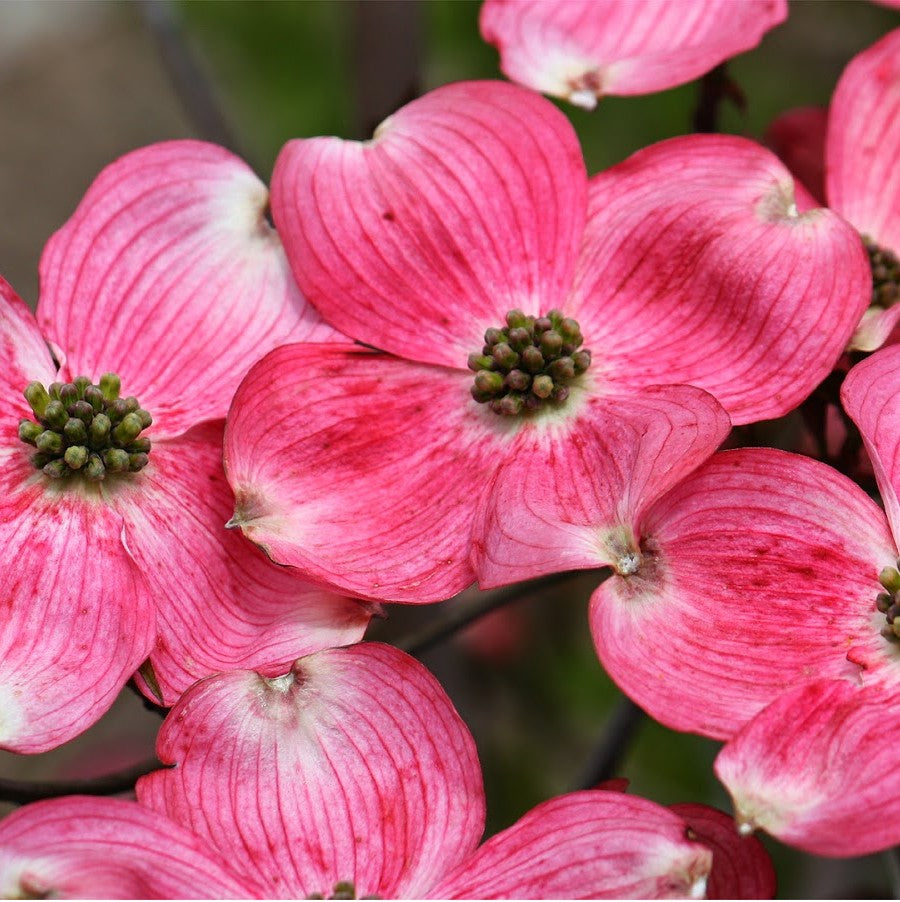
top-left (0, 644), bottom-right (774, 899)
top-left (0, 141), bottom-right (370, 753)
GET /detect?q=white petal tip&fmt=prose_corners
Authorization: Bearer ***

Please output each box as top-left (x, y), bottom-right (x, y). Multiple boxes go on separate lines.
top-left (568, 88), bottom-right (598, 110)
top-left (689, 874), bottom-right (708, 899)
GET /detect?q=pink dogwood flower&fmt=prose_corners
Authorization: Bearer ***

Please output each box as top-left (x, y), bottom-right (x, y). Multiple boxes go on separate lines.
top-left (0, 141), bottom-right (371, 753)
top-left (224, 79), bottom-right (869, 603)
top-left (767, 28), bottom-right (900, 350)
top-left (479, 0), bottom-right (786, 108)
top-left (0, 644), bottom-right (774, 899)
top-left (479, 342), bottom-right (900, 855)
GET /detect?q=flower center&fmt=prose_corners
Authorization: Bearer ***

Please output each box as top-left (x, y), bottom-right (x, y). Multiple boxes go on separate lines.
top-left (307, 882), bottom-right (378, 900)
top-left (468, 309), bottom-right (591, 416)
top-left (863, 236), bottom-right (900, 310)
top-left (877, 563), bottom-right (900, 641)
top-left (18, 373), bottom-right (152, 482)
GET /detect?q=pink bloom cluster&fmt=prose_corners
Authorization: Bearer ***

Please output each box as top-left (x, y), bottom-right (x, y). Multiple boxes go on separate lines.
top-left (1, 1), bottom-right (898, 892)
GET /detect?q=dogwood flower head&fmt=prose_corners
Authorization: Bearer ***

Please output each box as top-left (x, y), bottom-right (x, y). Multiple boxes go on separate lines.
top-left (0, 141), bottom-right (371, 754)
top-left (767, 28), bottom-right (900, 350)
top-left (225, 79), bottom-right (869, 603)
top-left (0, 644), bottom-right (774, 899)
top-left (479, 343), bottom-right (900, 855)
top-left (479, 0), bottom-right (786, 108)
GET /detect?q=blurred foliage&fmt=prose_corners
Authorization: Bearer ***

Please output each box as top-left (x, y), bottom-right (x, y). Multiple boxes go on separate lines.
top-left (176, 1), bottom-right (899, 897)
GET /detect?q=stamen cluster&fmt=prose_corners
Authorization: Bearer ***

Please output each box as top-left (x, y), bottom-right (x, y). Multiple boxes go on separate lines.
top-left (876, 563), bottom-right (900, 640)
top-left (18, 373), bottom-right (152, 481)
top-left (863, 236), bottom-right (900, 309)
top-left (468, 308), bottom-right (591, 416)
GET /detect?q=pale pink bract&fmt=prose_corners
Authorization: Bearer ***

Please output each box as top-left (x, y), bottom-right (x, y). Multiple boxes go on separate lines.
top-left (479, 0), bottom-right (786, 108)
top-left (0, 141), bottom-right (370, 753)
top-left (0, 644), bottom-right (774, 900)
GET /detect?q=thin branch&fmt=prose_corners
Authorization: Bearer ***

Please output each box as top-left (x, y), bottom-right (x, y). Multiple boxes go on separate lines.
top-left (137, 0), bottom-right (244, 157)
top-left (399, 570), bottom-right (605, 657)
top-left (575, 695), bottom-right (646, 790)
top-left (692, 63), bottom-right (745, 134)
top-left (0, 759), bottom-right (162, 806)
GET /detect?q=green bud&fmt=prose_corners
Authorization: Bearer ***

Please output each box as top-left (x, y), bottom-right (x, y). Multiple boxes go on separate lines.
top-left (112, 412), bottom-right (143, 446)
top-left (548, 357), bottom-right (575, 382)
top-left (492, 394), bottom-right (523, 416)
top-left (18, 420), bottom-right (42, 445)
top-left (467, 353), bottom-right (494, 372)
top-left (507, 326), bottom-right (531, 351)
top-left (136, 409), bottom-right (153, 430)
top-left (70, 400), bottom-right (94, 423)
top-left (83, 386), bottom-right (105, 413)
top-left (108, 399), bottom-right (129, 423)
top-left (573, 350), bottom-right (592, 374)
top-left (23, 382), bottom-right (51, 419)
top-left (89, 413), bottom-right (111, 447)
top-left (533, 316), bottom-right (552, 334)
top-left (505, 309), bottom-right (527, 329)
top-left (546, 308), bottom-right (564, 323)
top-left (43, 400), bottom-right (68, 430)
top-left (123, 397), bottom-right (140, 414)
top-left (474, 370), bottom-right (504, 395)
top-left (103, 449), bottom-right (130, 473)
top-left (42, 459), bottom-right (68, 479)
top-left (879, 567), bottom-right (900, 594)
top-left (539, 330), bottom-right (563, 357)
top-left (84, 454), bottom-right (106, 482)
top-left (59, 383), bottom-right (79, 407)
top-left (128, 452), bottom-right (150, 472)
top-left (877, 592), bottom-right (893, 613)
top-left (521, 346), bottom-right (544, 374)
top-left (64, 418), bottom-right (88, 445)
top-left (491, 342), bottom-right (519, 370)
top-left (532, 374), bottom-right (554, 398)
top-left (48, 382), bottom-right (63, 400)
top-left (99, 372), bottom-right (121, 401)
top-left (504, 369), bottom-right (530, 391)
top-left (64, 445), bottom-right (89, 470)
top-left (35, 430), bottom-right (63, 454)
top-left (129, 438), bottom-right (152, 454)
top-left (73, 376), bottom-right (91, 396)
top-left (484, 327), bottom-right (504, 347)
top-left (559, 317), bottom-right (582, 344)
top-left (551, 385), bottom-right (570, 403)
top-left (331, 882), bottom-right (356, 900)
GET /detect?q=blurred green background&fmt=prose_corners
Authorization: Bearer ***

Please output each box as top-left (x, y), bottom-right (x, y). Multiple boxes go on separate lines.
top-left (0, 1), bottom-right (897, 897)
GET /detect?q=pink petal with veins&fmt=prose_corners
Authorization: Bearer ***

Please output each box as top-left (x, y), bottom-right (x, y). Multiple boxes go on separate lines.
top-left (480, 0), bottom-right (785, 105)
top-left (137, 644), bottom-right (485, 899)
top-left (572, 134), bottom-right (870, 424)
top-left (0, 480), bottom-right (153, 753)
top-left (592, 448), bottom-right (896, 739)
top-left (271, 81), bottom-right (586, 369)
top-left (715, 680), bottom-right (900, 856)
top-left (0, 797), bottom-right (254, 899)
top-left (38, 140), bottom-right (343, 441)
top-left (430, 791), bottom-right (711, 900)
top-left (670, 804), bottom-right (776, 899)
top-left (111, 421), bottom-right (372, 704)
top-left (765, 106), bottom-right (828, 206)
top-left (225, 343), bottom-right (510, 602)
top-left (474, 384), bottom-right (730, 588)
top-left (842, 345), bottom-right (900, 544)
top-left (827, 28), bottom-right (900, 251)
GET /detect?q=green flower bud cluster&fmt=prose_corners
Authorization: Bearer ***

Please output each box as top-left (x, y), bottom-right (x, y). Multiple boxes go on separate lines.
top-left (468, 308), bottom-right (591, 416)
top-left (307, 882), bottom-right (376, 900)
top-left (863, 235), bottom-right (900, 310)
top-left (876, 562), bottom-right (900, 640)
top-left (18, 372), bottom-right (152, 481)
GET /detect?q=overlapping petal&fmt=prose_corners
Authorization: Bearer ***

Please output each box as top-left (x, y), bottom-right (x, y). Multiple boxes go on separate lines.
top-left (591, 448), bottom-right (896, 738)
top-left (225, 343), bottom-right (510, 602)
top-left (0, 797), bottom-right (254, 899)
top-left (715, 680), bottom-right (900, 856)
top-left (110, 421), bottom-right (372, 704)
top-left (37, 140), bottom-right (342, 440)
top-left (827, 28), bottom-right (900, 251)
top-left (138, 643), bottom-right (485, 899)
top-left (271, 80), bottom-right (587, 369)
top-left (669, 804), bottom-right (776, 899)
top-left (0, 484), bottom-right (153, 753)
top-left (842, 345), bottom-right (900, 543)
top-left (429, 791), bottom-right (711, 900)
top-left (480, 0), bottom-right (786, 106)
top-left (474, 384), bottom-right (730, 588)
top-left (572, 135), bottom-right (870, 424)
